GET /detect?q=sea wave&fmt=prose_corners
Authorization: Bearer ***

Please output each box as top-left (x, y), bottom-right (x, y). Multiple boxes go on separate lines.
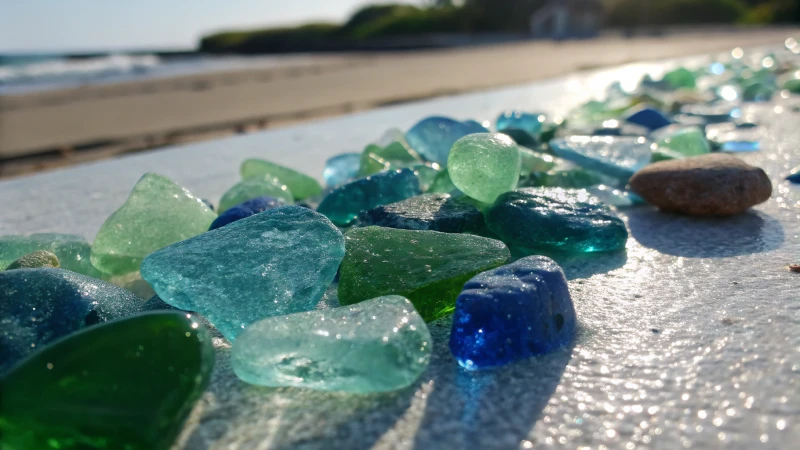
top-left (0, 54), bottom-right (161, 93)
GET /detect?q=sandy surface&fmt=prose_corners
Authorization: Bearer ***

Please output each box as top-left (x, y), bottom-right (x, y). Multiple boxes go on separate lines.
top-left (1, 27), bottom-right (798, 174)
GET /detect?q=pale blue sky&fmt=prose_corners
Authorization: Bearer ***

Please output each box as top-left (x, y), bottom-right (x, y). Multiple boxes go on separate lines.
top-left (0, 0), bottom-right (423, 52)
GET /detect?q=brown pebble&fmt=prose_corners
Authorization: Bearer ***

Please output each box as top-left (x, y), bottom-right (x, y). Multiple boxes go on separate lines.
top-left (629, 153), bottom-right (771, 216)
top-left (789, 264), bottom-right (800, 273)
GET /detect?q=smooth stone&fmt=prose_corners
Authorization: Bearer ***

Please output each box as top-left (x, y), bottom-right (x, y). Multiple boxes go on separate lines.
top-left (629, 153), bottom-right (772, 216)
top-left (651, 125), bottom-right (711, 156)
top-left (519, 147), bottom-right (556, 175)
top-left (232, 295), bottom-right (431, 393)
top-left (0, 233), bottom-right (103, 278)
top-left (91, 173), bottom-right (217, 276)
top-left (317, 168), bottom-right (421, 226)
top-left (338, 227), bottom-right (510, 321)
top-left (405, 116), bottom-right (488, 164)
top-left (323, 153), bottom-right (361, 187)
top-left (357, 193), bottom-right (485, 233)
top-left (623, 107), bottom-right (672, 131)
top-left (485, 187), bottom-right (628, 252)
top-left (550, 136), bottom-right (653, 182)
top-left (241, 158), bottom-right (323, 201)
top-left (209, 196), bottom-right (287, 230)
top-left (449, 256), bottom-right (576, 370)
top-left (0, 268), bottom-right (141, 373)
top-left (218, 176), bottom-right (294, 213)
top-left (141, 206), bottom-right (345, 341)
top-left (0, 312), bottom-right (214, 450)
top-left (448, 133), bottom-right (521, 204)
top-left (5, 250), bottom-right (59, 270)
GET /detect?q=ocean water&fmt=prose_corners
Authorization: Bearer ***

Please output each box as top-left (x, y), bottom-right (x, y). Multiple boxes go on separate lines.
top-left (0, 52), bottom-right (330, 95)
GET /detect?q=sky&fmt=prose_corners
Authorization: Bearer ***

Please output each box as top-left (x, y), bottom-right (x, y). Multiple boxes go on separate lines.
top-left (0, 0), bottom-right (423, 53)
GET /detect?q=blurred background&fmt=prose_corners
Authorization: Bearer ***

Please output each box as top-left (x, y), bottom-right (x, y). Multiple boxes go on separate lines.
top-left (1, 0), bottom-right (798, 177)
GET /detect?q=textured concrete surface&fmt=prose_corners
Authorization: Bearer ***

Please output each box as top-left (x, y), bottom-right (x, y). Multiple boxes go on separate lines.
top-left (0, 53), bottom-right (798, 449)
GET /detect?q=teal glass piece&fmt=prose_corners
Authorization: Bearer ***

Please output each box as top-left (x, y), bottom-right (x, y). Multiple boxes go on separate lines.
top-left (486, 187), bottom-right (628, 253)
top-left (405, 116), bottom-right (488, 164)
top-left (232, 295), bottom-right (431, 393)
top-left (317, 168), bottom-right (421, 226)
top-left (0, 268), bottom-right (141, 373)
top-left (550, 136), bottom-right (653, 182)
top-left (141, 206), bottom-right (344, 341)
top-left (323, 153), bottom-right (361, 188)
top-left (496, 111), bottom-right (546, 140)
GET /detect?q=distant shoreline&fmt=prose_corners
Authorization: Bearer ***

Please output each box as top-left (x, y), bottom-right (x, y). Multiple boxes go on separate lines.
top-left (1, 27), bottom-right (797, 178)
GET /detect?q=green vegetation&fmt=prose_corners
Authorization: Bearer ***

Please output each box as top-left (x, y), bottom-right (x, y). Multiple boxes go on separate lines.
top-left (199, 0), bottom-right (798, 54)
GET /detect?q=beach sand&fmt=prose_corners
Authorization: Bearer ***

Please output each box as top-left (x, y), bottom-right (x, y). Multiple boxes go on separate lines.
top-left (1, 27), bottom-right (798, 177)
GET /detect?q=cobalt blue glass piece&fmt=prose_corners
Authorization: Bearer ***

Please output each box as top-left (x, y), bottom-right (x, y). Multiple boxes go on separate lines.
top-left (323, 153), bottom-right (361, 188)
top-left (623, 107), bottom-right (671, 131)
top-left (449, 256), bottom-right (576, 370)
top-left (317, 169), bottom-right (422, 226)
top-left (209, 196), bottom-right (287, 230)
top-left (405, 116), bottom-right (487, 164)
top-left (0, 268), bottom-right (140, 373)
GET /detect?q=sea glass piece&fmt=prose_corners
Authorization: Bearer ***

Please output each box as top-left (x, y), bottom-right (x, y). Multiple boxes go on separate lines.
top-left (0, 268), bottom-right (140, 373)
top-left (141, 206), bottom-right (344, 341)
top-left (323, 153), bottom-right (361, 187)
top-left (218, 176), bottom-right (293, 213)
top-left (317, 168), bottom-right (421, 226)
top-left (485, 187), bottom-right (628, 252)
top-left (232, 295), bottom-right (431, 393)
top-left (450, 256), bottom-right (576, 370)
top-left (209, 196), bottom-right (287, 230)
top-left (447, 133), bottom-right (521, 204)
top-left (0, 312), bottom-right (214, 450)
top-left (241, 159), bottom-right (323, 201)
top-left (357, 193), bottom-right (484, 233)
top-left (338, 227), bottom-right (510, 321)
top-left (91, 173), bottom-right (217, 275)
top-left (550, 136), bottom-right (652, 182)
top-left (406, 116), bottom-right (487, 164)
